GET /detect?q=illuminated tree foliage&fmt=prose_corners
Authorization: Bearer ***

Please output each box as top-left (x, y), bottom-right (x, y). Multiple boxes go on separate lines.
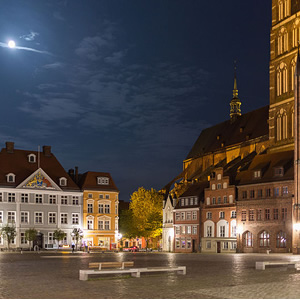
top-left (1, 224), bottom-right (17, 250)
top-left (25, 228), bottom-right (38, 251)
top-left (129, 187), bottom-right (163, 248)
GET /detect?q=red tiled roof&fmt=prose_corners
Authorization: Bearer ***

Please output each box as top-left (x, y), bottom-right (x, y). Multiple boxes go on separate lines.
top-left (78, 171), bottom-right (119, 192)
top-left (236, 150), bottom-right (294, 185)
top-left (0, 147), bottom-right (79, 190)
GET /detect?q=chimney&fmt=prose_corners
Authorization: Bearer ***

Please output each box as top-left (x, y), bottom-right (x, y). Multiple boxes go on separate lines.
top-left (6, 142), bottom-right (14, 153)
top-left (43, 146), bottom-right (51, 157)
top-left (75, 166), bottom-right (78, 183)
top-left (68, 169), bottom-right (75, 179)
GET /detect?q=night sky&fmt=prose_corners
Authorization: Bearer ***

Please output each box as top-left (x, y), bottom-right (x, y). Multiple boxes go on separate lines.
top-left (0, 1), bottom-right (271, 200)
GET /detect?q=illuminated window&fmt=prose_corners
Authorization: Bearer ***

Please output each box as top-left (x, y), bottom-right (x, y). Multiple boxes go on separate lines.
top-left (244, 231), bottom-right (253, 247)
top-left (276, 231), bottom-right (286, 248)
top-left (259, 231), bottom-right (270, 247)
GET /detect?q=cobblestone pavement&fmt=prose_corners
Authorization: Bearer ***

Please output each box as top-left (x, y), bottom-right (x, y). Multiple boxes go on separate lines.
top-left (1, 251), bottom-right (300, 298)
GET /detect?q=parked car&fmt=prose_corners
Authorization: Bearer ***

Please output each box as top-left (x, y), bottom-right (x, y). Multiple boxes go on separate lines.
top-left (123, 246), bottom-right (139, 252)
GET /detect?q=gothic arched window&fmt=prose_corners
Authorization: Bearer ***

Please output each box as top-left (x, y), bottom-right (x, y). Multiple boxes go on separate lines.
top-left (293, 19), bottom-right (300, 48)
top-left (277, 63), bottom-right (288, 96)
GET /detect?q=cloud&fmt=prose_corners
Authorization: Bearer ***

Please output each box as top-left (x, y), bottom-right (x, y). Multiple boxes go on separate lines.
top-left (53, 11), bottom-right (65, 21)
top-left (42, 62), bottom-right (64, 69)
top-left (0, 42), bottom-right (52, 55)
top-left (104, 51), bottom-right (126, 65)
top-left (75, 36), bottom-right (110, 61)
top-left (20, 31), bottom-right (39, 41)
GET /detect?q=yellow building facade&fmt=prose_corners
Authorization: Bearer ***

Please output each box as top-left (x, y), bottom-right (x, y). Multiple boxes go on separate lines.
top-left (80, 172), bottom-right (119, 249)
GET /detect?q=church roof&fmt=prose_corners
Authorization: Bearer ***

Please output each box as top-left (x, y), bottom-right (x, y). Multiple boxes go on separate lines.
top-left (185, 105), bottom-right (269, 160)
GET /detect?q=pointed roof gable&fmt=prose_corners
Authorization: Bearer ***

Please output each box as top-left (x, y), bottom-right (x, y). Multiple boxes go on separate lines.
top-left (17, 168), bottom-right (62, 191)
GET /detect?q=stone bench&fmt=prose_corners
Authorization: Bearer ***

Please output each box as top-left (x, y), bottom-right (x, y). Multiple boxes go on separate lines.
top-left (88, 261), bottom-right (134, 270)
top-left (256, 261), bottom-right (300, 270)
top-left (79, 266), bottom-right (186, 280)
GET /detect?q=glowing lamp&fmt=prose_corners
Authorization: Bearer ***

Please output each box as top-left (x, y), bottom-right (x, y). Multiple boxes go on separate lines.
top-left (236, 226), bottom-right (243, 235)
top-left (294, 223), bottom-right (300, 231)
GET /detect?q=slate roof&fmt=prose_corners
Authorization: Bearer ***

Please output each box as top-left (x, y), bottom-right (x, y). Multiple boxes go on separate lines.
top-left (78, 171), bottom-right (119, 192)
top-left (236, 150), bottom-right (294, 185)
top-left (0, 144), bottom-right (79, 191)
top-left (185, 105), bottom-right (269, 160)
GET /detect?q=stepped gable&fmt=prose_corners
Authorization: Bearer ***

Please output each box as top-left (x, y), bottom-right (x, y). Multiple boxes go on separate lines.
top-left (0, 146), bottom-right (79, 190)
top-left (186, 105), bottom-right (269, 160)
top-left (78, 171), bottom-right (119, 192)
top-left (175, 181), bottom-right (209, 209)
top-left (236, 150), bottom-right (294, 185)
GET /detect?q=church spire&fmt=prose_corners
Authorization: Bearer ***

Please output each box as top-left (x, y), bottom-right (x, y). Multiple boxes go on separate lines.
top-left (230, 61), bottom-right (242, 122)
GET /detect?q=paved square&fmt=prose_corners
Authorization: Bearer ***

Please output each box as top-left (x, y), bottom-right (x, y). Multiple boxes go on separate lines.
top-left (1, 252), bottom-right (300, 298)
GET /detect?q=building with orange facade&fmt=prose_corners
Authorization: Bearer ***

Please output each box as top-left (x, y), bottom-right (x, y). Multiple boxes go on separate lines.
top-left (79, 172), bottom-right (119, 250)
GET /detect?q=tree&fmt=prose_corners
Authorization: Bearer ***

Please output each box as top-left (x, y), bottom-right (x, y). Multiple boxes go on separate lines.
top-left (119, 209), bottom-right (139, 239)
top-left (25, 228), bottom-right (38, 251)
top-left (71, 228), bottom-right (83, 250)
top-left (53, 229), bottom-right (66, 249)
top-left (1, 224), bottom-right (17, 250)
top-left (129, 187), bottom-right (163, 249)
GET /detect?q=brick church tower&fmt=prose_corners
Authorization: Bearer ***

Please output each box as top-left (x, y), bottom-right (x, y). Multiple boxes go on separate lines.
top-left (269, 0), bottom-right (300, 151)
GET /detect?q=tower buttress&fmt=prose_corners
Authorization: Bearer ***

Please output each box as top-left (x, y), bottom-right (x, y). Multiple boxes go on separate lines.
top-left (230, 63), bottom-right (242, 122)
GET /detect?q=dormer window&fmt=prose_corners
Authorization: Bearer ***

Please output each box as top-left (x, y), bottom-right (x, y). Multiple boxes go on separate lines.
top-left (97, 177), bottom-right (109, 185)
top-left (59, 177), bottom-right (67, 186)
top-left (274, 167), bottom-right (284, 177)
top-left (28, 154), bottom-right (36, 163)
top-left (254, 170), bottom-right (261, 178)
top-left (6, 173), bottom-right (16, 183)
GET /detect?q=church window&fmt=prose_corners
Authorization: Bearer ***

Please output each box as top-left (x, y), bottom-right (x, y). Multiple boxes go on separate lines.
top-left (277, 63), bottom-right (288, 96)
top-left (278, 0), bottom-right (289, 21)
top-left (276, 114), bottom-right (282, 141)
top-left (282, 112), bottom-right (287, 139)
top-left (277, 27), bottom-right (288, 55)
top-left (292, 109), bottom-right (295, 137)
top-left (292, 59), bottom-right (296, 91)
top-left (293, 20), bottom-right (300, 48)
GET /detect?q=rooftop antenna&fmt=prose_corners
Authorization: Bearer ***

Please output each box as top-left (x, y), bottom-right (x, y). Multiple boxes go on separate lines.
top-left (38, 145), bottom-right (40, 169)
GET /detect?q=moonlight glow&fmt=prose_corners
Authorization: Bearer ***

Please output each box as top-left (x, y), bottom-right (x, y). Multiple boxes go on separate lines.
top-left (8, 40), bottom-right (16, 48)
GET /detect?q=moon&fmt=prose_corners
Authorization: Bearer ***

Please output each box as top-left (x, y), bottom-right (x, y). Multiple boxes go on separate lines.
top-left (8, 40), bottom-right (16, 48)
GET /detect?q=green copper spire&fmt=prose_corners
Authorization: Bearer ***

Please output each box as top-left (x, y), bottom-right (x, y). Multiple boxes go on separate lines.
top-left (230, 61), bottom-right (242, 122)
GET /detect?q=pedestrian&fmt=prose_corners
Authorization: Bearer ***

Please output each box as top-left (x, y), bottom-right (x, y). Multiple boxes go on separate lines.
top-left (72, 243), bottom-right (75, 253)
